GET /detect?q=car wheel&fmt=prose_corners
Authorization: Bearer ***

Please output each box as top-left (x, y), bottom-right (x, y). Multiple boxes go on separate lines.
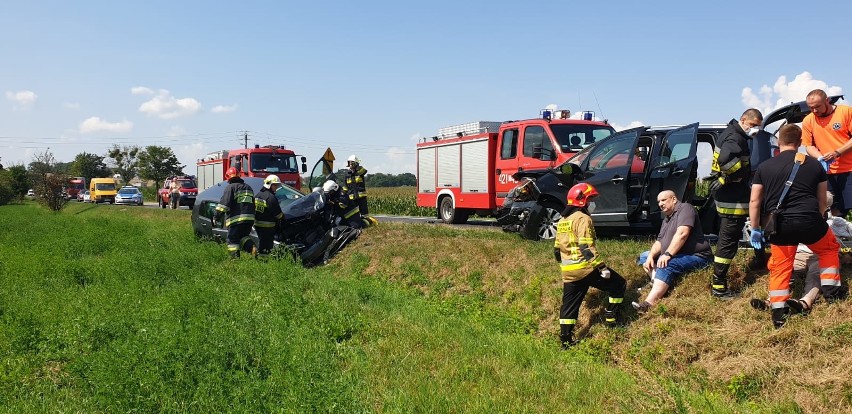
top-left (188, 201), bottom-right (195, 210)
top-left (521, 203), bottom-right (562, 241)
top-left (159, 197), bottom-right (166, 209)
top-left (439, 197), bottom-right (469, 224)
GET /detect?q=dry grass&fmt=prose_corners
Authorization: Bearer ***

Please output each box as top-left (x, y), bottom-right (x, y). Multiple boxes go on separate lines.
top-left (335, 222), bottom-right (852, 412)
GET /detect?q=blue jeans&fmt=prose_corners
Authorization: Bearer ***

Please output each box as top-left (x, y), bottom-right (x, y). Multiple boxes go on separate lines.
top-left (637, 251), bottom-right (711, 285)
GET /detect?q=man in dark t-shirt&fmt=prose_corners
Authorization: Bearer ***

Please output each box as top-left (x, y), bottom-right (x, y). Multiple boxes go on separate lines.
top-left (631, 190), bottom-right (713, 313)
top-left (750, 124), bottom-right (847, 328)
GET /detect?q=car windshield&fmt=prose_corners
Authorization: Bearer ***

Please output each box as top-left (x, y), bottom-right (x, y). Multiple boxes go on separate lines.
top-left (95, 183), bottom-right (115, 191)
top-left (178, 180), bottom-right (197, 188)
top-left (550, 124), bottom-right (615, 152)
top-left (119, 188), bottom-right (138, 194)
top-left (251, 153), bottom-right (298, 173)
top-left (275, 185), bottom-right (304, 209)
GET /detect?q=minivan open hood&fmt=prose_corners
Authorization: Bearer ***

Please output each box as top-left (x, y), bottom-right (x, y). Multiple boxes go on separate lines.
top-left (762, 95), bottom-right (845, 127)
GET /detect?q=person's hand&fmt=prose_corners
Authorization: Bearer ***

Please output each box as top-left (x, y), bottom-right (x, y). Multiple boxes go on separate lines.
top-left (643, 255), bottom-right (655, 273)
top-left (656, 253), bottom-right (670, 269)
top-left (823, 150), bottom-right (840, 162)
top-left (750, 228), bottom-right (765, 249)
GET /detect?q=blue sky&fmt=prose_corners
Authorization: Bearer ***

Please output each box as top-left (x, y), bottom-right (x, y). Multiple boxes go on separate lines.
top-left (2, 1), bottom-right (850, 175)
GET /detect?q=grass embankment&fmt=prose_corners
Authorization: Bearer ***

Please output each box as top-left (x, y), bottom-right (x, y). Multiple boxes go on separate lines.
top-left (0, 203), bottom-right (830, 412)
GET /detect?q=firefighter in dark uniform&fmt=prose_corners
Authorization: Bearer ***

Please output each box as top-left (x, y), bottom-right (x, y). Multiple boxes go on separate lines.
top-left (344, 155), bottom-right (369, 215)
top-left (710, 108), bottom-right (764, 298)
top-left (254, 174), bottom-right (285, 260)
top-left (555, 183), bottom-right (626, 349)
top-left (215, 167), bottom-right (256, 259)
top-left (325, 180), bottom-right (377, 229)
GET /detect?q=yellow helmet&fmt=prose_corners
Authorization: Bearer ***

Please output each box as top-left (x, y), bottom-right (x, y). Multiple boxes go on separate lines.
top-left (264, 174), bottom-right (282, 189)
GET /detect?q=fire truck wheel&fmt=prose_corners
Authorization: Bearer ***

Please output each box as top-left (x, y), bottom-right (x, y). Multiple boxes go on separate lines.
top-left (439, 197), bottom-right (469, 224)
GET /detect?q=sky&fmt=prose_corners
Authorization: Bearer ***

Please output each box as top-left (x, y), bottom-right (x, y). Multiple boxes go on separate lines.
top-left (2, 1), bottom-right (850, 176)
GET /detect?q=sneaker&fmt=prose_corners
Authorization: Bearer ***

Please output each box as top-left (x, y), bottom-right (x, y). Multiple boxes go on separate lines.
top-left (712, 289), bottom-right (738, 300)
top-left (749, 298), bottom-right (769, 312)
top-left (786, 299), bottom-right (811, 315)
top-left (631, 301), bottom-right (651, 314)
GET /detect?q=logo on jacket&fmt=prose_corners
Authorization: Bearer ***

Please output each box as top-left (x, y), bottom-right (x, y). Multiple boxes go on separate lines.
top-left (834, 122), bottom-right (842, 130)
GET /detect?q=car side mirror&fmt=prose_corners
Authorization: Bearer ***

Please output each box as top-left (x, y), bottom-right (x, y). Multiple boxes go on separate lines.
top-left (532, 146), bottom-right (542, 159)
top-left (559, 162), bottom-right (581, 176)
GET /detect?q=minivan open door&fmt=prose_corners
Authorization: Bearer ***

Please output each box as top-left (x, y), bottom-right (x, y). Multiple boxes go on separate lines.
top-left (648, 123), bottom-right (699, 216)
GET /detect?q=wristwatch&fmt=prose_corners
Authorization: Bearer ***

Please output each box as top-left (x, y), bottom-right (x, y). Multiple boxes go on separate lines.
top-left (662, 252), bottom-right (672, 257)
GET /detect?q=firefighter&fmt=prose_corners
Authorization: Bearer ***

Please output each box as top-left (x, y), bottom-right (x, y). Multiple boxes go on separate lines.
top-left (254, 174), bottom-right (285, 260)
top-left (555, 183), bottom-right (626, 349)
top-left (709, 108), bottom-right (764, 298)
top-left (215, 167), bottom-right (256, 259)
top-left (325, 180), bottom-right (376, 229)
top-left (344, 155), bottom-right (369, 215)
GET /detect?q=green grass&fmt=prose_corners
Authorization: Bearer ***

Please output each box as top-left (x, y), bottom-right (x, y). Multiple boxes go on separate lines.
top-left (0, 203), bottom-right (813, 412)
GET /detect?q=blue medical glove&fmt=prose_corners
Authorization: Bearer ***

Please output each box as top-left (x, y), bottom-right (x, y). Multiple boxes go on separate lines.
top-left (750, 228), bottom-right (765, 249)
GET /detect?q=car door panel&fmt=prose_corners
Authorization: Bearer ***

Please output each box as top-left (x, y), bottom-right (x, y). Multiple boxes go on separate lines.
top-left (494, 128), bottom-right (521, 199)
top-left (648, 123), bottom-right (699, 213)
top-left (579, 127), bottom-right (645, 225)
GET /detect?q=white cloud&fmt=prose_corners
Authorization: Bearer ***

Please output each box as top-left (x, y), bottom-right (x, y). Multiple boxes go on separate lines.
top-left (137, 89), bottom-right (201, 119)
top-left (63, 102), bottom-right (80, 109)
top-left (131, 86), bottom-right (155, 95)
top-left (211, 104), bottom-right (238, 114)
top-left (5, 90), bottom-right (37, 108)
top-left (372, 146), bottom-right (416, 175)
top-left (741, 71), bottom-right (844, 115)
top-left (610, 121), bottom-right (645, 131)
top-left (79, 116), bottom-right (133, 134)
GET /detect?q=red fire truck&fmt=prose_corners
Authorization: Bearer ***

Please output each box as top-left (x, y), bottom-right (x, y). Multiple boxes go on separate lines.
top-left (197, 145), bottom-right (307, 191)
top-left (416, 112), bottom-right (615, 223)
top-left (65, 177), bottom-right (86, 200)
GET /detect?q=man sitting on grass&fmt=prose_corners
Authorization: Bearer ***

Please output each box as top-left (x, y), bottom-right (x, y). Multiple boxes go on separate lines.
top-left (632, 190), bottom-right (713, 313)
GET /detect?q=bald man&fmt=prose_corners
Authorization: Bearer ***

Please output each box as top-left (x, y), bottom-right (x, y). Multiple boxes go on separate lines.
top-left (632, 190), bottom-right (713, 313)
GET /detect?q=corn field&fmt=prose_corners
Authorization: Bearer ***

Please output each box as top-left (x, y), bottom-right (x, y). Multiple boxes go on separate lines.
top-left (368, 186), bottom-right (435, 217)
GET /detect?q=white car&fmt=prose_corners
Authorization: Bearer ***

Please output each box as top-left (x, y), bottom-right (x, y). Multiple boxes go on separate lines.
top-left (115, 186), bottom-right (144, 206)
top-left (81, 190), bottom-right (91, 203)
top-left (26, 189), bottom-right (35, 198)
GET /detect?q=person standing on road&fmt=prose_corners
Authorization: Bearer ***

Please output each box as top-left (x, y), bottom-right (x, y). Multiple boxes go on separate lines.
top-left (709, 108), bottom-right (764, 298)
top-left (215, 167), bottom-right (256, 259)
top-left (749, 124), bottom-right (847, 328)
top-left (802, 89), bottom-right (852, 216)
top-left (169, 178), bottom-right (181, 209)
top-left (344, 155), bottom-right (369, 215)
top-left (632, 191), bottom-right (713, 313)
top-left (554, 183), bottom-right (626, 349)
top-left (254, 175), bottom-right (285, 260)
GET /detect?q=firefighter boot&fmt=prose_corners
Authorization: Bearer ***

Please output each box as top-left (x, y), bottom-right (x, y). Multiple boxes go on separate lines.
top-left (604, 301), bottom-right (621, 328)
top-left (711, 273), bottom-right (735, 300)
top-left (229, 249), bottom-right (240, 260)
top-left (560, 325), bottom-right (576, 350)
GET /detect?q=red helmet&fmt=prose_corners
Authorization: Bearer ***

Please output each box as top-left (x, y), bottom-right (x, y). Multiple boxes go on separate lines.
top-left (566, 183), bottom-right (599, 207)
top-left (225, 167), bottom-right (239, 180)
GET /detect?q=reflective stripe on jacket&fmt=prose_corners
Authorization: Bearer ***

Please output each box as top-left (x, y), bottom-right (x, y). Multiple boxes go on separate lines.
top-left (254, 187), bottom-right (283, 228)
top-left (344, 166), bottom-right (368, 198)
top-left (554, 210), bottom-right (602, 282)
top-left (218, 178), bottom-right (255, 228)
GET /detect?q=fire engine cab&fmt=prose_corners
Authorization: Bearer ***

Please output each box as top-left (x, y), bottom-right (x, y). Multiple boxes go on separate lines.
top-left (197, 145), bottom-right (307, 191)
top-left (416, 110), bottom-right (615, 223)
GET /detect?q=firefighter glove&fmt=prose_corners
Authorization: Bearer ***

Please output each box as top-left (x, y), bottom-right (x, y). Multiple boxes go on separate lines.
top-left (553, 248), bottom-right (561, 263)
top-left (750, 228), bottom-right (765, 250)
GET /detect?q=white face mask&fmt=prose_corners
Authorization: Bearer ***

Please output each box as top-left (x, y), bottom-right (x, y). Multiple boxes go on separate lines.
top-left (747, 127), bottom-right (760, 136)
top-left (587, 201), bottom-right (597, 213)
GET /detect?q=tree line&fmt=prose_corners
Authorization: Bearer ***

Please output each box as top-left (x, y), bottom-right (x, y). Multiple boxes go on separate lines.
top-left (0, 144), bottom-right (184, 210)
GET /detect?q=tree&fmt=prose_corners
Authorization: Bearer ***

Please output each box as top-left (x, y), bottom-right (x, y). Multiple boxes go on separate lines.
top-left (29, 149), bottom-right (68, 211)
top-left (106, 145), bottom-right (140, 184)
top-left (137, 145), bottom-right (185, 189)
top-left (70, 152), bottom-right (111, 182)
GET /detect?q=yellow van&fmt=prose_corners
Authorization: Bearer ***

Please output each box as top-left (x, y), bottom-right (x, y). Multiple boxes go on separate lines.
top-left (89, 178), bottom-right (117, 203)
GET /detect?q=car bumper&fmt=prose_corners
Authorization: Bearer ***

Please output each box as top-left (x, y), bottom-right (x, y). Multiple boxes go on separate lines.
top-left (115, 198), bottom-right (142, 205)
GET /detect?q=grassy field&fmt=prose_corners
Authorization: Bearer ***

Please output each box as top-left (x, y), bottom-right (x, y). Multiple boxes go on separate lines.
top-left (1, 202), bottom-right (848, 412)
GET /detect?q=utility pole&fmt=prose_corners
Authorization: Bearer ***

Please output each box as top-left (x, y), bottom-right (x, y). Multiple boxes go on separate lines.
top-left (243, 131), bottom-right (249, 149)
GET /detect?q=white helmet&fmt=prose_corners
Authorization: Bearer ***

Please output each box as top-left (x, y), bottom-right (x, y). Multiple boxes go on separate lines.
top-left (322, 180), bottom-right (339, 193)
top-left (264, 174), bottom-right (282, 189)
top-left (347, 155), bottom-right (360, 164)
